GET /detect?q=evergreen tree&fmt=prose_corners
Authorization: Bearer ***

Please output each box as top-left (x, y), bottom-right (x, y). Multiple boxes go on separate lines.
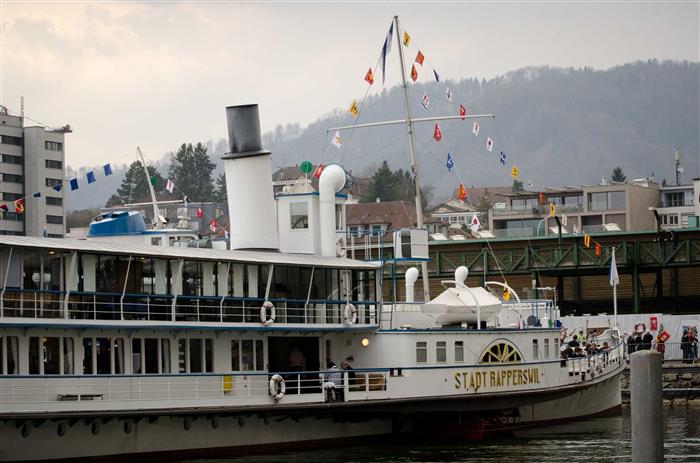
top-left (611, 166), bottom-right (626, 182)
top-left (512, 180), bottom-right (524, 192)
top-left (115, 160), bottom-right (165, 203)
top-left (213, 173), bottom-right (228, 204)
top-left (361, 161), bottom-right (401, 202)
top-left (168, 143), bottom-right (216, 202)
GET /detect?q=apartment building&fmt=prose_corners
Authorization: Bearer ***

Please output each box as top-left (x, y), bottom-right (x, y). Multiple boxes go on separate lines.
top-left (488, 181), bottom-right (660, 238)
top-left (0, 108), bottom-right (70, 237)
top-left (655, 179), bottom-right (700, 229)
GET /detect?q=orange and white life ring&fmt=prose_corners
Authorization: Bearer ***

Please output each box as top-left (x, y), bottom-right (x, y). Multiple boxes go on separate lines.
top-left (260, 301), bottom-right (275, 326)
top-left (634, 323), bottom-right (646, 334)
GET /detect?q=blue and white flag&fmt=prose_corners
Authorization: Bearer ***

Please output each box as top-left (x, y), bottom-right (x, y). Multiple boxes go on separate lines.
top-left (609, 247), bottom-right (619, 287)
top-left (380, 22), bottom-right (393, 84)
top-left (446, 153), bottom-right (454, 171)
top-left (433, 69), bottom-right (440, 82)
top-left (103, 163), bottom-right (113, 176)
top-left (499, 151), bottom-right (506, 165)
top-left (86, 171), bottom-right (96, 184)
top-left (69, 178), bottom-right (79, 191)
top-left (421, 93), bottom-right (430, 111)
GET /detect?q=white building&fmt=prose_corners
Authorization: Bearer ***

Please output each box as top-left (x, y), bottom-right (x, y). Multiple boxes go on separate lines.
top-left (657, 181), bottom-right (698, 229)
top-left (0, 107), bottom-right (70, 237)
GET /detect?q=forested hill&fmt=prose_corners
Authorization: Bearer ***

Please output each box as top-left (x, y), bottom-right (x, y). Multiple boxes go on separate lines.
top-left (262, 60), bottom-right (699, 199)
top-left (66, 60), bottom-right (699, 210)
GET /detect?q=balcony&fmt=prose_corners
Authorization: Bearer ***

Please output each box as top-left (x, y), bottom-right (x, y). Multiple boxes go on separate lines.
top-left (659, 199), bottom-right (694, 208)
top-left (492, 204), bottom-right (583, 217)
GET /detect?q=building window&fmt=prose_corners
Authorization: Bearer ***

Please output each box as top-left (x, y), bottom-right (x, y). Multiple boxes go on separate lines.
top-left (416, 341), bottom-right (427, 363)
top-left (45, 159), bottom-right (63, 169)
top-left (454, 341), bottom-right (464, 362)
top-left (45, 141), bottom-right (63, 151)
top-left (2, 173), bottom-right (22, 184)
top-left (0, 135), bottom-right (22, 146)
top-left (348, 225), bottom-right (359, 237)
top-left (436, 341), bottom-right (447, 363)
top-left (2, 212), bottom-right (22, 221)
top-left (45, 178), bottom-right (62, 187)
top-left (371, 224), bottom-right (382, 234)
top-left (290, 202), bottom-right (309, 229)
top-left (46, 196), bottom-right (63, 206)
top-left (588, 191), bottom-right (625, 211)
top-left (1, 154), bottom-right (22, 164)
top-left (608, 191), bottom-right (625, 210)
top-left (2, 192), bottom-right (22, 201)
top-left (665, 192), bottom-right (684, 207)
top-left (46, 215), bottom-right (63, 224)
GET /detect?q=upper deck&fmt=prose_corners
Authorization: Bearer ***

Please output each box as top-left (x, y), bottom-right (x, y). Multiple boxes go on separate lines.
top-left (0, 236), bottom-right (382, 329)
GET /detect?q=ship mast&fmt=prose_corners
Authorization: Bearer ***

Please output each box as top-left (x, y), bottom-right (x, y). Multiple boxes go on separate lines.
top-left (137, 146), bottom-right (163, 230)
top-left (393, 15), bottom-right (430, 302)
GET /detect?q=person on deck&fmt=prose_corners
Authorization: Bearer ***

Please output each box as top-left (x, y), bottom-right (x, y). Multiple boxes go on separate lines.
top-left (642, 331), bottom-right (654, 350)
top-left (626, 333), bottom-right (636, 357)
top-left (341, 356), bottom-right (356, 389)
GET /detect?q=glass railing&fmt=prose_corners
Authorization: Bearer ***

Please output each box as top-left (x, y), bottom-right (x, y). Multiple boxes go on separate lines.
top-left (492, 204), bottom-right (584, 216)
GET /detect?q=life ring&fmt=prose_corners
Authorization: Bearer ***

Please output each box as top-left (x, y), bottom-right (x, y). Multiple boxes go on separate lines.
top-left (260, 301), bottom-right (275, 326)
top-left (269, 374), bottom-right (286, 401)
top-left (343, 303), bottom-right (357, 325)
top-left (634, 323), bottom-right (646, 334)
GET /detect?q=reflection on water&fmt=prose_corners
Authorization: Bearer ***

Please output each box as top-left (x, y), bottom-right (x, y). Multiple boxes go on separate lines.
top-left (186, 407), bottom-right (700, 463)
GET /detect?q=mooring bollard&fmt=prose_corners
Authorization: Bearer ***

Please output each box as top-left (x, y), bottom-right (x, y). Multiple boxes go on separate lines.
top-left (630, 350), bottom-right (663, 463)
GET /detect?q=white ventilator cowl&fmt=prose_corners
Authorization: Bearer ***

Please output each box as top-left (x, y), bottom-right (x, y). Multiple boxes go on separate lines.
top-left (455, 266), bottom-right (469, 286)
top-left (405, 267), bottom-right (419, 302)
top-left (319, 164), bottom-right (347, 257)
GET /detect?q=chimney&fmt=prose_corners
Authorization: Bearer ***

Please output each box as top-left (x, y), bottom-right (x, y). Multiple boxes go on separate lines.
top-left (222, 104), bottom-right (279, 250)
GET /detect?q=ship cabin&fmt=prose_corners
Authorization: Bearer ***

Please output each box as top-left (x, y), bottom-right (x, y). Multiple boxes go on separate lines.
top-left (0, 236), bottom-right (381, 382)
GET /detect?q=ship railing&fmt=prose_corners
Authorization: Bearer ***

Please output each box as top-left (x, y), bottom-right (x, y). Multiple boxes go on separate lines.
top-left (565, 341), bottom-right (624, 381)
top-left (0, 368), bottom-right (391, 408)
top-left (0, 288), bottom-right (379, 326)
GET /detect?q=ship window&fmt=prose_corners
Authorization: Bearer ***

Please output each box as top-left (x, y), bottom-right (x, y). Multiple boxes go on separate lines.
top-left (96, 337), bottom-right (112, 374)
top-left (290, 202), bottom-right (309, 230)
top-left (231, 340), bottom-right (240, 371)
top-left (255, 340), bottom-right (264, 371)
top-left (436, 341), bottom-right (447, 363)
top-left (241, 340), bottom-right (254, 370)
top-left (43, 337), bottom-right (60, 374)
top-left (29, 337), bottom-right (40, 374)
top-left (455, 341), bottom-right (464, 362)
top-left (151, 237), bottom-right (162, 246)
top-left (161, 339), bottom-right (171, 373)
top-left (479, 341), bottom-right (523, 364)
top-left (1, 336), bottom-right (19, 374)
top-left (64, 338), bottom-right (74, 374)
top-left (416, 341), bottom-right (427, 363)
top-left (544, 339), bottom-right (550, 358)
top-left (533, 340), bottom-right (539, 360)
top-left (179, 338), bottom-right (213, 373)
top-left (132, 338), bottom-right (159, 374)
top-left (554, 338), bottom-right (559, 354)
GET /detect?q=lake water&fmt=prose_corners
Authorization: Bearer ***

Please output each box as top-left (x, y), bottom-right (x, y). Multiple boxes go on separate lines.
top-left (185, 406), bottom-right (700, 463)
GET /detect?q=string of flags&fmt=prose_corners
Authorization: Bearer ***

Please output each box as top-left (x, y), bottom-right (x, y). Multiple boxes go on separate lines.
top-left (0, 163), bottom-right (113, 214)
top-left (330, 20), bottom-right (526, 206)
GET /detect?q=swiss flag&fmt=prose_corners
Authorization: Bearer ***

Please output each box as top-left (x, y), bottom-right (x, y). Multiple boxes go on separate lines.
top-left (459, 104), bottom-right (467, 120)
top-left (433, 123), bottom-right (442, 142)
top-left (313, 163), bottom-right (324, 179)
top-left (196, 208), bottom-right (203, 219)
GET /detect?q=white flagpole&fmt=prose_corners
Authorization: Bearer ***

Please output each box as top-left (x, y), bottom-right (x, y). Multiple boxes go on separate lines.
top-left (612, 247), bottom-right (618, 329)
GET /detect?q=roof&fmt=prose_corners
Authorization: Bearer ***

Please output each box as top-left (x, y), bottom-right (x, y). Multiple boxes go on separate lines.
top-left (346, 201), bottom-right (417, 228)
top-left (0, 236), bottom-right (380, 270)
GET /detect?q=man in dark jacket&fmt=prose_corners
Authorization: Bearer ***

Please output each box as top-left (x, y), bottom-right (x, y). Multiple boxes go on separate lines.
top-left (642, 331), bottom-right (654, 350)
top-left (627, 333), bottom-right (636, 356)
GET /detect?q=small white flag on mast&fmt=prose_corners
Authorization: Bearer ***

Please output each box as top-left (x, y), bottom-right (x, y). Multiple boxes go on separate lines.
top-left (331, 130), bottom-right (342, 148)
top-left (166, 179), bottom-right (175, 193)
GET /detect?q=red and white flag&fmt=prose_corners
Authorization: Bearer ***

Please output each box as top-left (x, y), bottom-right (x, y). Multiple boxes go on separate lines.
top-left (313, 163), bottom-right (324, 178)
top-left (486, 137), bottom-right (494, 152)
top-left (459, 104), bottom-right (466, 120)
top-left (421, 94), bottom-right (430, 111)
top-left (209, 219), bottom-right (217, 233)
top-left (470, 214), bottom-right (480, 233)
top-left (472, 121), bottom-right (480, 137)
top-left (410, 64), bottom-right (418, 82)
top-left (433, 123), bottom-right (442, 142)
top-left (364, 67), bottom-right (374, 85)
top-left (445, 88), bottom-right (452, 102)
top-left (166, 179), bottom-right (174, 193)
top-left (196, 208), bottom-right (203, 219)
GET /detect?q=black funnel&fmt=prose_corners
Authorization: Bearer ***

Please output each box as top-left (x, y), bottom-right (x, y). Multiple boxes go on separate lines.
top-left (223, 104), bottom-right (271, 159)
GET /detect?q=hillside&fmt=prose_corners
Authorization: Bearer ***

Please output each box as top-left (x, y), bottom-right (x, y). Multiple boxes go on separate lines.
top-left (66, 60), bottom-right (699, 210)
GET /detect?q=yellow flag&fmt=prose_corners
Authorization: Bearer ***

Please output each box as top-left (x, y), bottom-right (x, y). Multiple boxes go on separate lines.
top-left (583, 234), bottom-right (591, 248)
top-left (502, 288), bottom-right (511, 301)
top-left (403, 31), bottom-right (411, 46)
top-left (549, 203), bottom-right (556, 217)
top-left (349, 100), bottom-right (359, 118)
top-left (510, 166), bottom-right (519, 179)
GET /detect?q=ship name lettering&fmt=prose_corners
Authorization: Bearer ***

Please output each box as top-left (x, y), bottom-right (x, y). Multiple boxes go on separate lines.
top-left (453, 368), bottom-right (540, 390)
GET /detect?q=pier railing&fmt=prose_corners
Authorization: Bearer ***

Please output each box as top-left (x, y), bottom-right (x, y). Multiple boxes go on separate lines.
top-left (0, 288), bottom-right (379, 326)
top-left (625, 342), bottom-right (698, 363)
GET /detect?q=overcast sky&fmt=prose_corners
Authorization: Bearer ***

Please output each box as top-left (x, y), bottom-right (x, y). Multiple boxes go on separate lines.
top-left (1, 1), bottom-right (698, 168)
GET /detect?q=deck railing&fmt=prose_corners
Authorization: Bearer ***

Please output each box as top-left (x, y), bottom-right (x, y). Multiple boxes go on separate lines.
top-left (0, 288), bottom-right (379, 325)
